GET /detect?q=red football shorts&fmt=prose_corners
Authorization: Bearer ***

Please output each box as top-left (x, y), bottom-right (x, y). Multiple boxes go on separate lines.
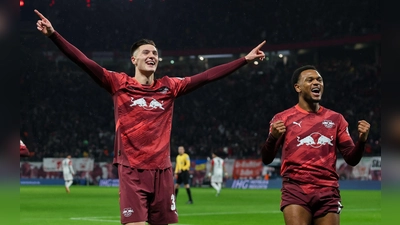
top-left (280, 179), bottom-right (343, 218)
top-left (118, 165), bottom-right (178, 224)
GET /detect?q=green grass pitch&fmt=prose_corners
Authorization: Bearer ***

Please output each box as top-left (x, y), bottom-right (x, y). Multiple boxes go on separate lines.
top-left (20, 185), bottom-right (381, 225)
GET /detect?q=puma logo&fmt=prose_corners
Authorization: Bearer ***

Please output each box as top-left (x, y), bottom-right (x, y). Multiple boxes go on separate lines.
top-left (293, 121), bottom-right (302, 127)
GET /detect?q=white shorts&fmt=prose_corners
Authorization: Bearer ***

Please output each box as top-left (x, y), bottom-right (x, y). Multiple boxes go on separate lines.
top-left (211, 174), bottom-right (223, 183)
top-left (63, 173), bottom-right (73, 181)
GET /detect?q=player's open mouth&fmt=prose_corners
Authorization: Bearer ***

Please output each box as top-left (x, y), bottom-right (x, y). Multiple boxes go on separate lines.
top-left (311, 87), bottom-right (321, 96)
top-left (146, 61), bottom-right (156, 66)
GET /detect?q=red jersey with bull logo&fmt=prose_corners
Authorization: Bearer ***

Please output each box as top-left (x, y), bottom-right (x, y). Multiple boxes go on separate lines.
top-left (49, 31), bottom-right (247, 169)
top-left (268, 104), bottom-right (355, 188)
top-left (109, 72), bottom-right (191, 169)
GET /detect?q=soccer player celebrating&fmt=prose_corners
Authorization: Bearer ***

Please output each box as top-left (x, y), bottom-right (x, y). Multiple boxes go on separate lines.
top-left (62, 155), bottom-right (75, 193)
top-left (209, 152), bottom-right (227, 196)
top-left (261, 65), bottom-right (370, 225)
top-left (174, 146), bottom-right (193, 204)
top-left (20, 140), bottom-right (30, 157)
top-left (34, 9), bottom-right (265, 225)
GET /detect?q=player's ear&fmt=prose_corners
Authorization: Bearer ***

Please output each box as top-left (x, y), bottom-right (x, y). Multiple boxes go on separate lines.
top-left (131, 56), bottom-right (136, 65)
top-left (294, 83), bottom-right (301, 93)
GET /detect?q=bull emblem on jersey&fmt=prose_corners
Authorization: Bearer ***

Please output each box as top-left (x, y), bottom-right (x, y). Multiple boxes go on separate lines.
top-left (297, 132), bottom-right (334, 148)
top-left (317, 135), bottom-right (333, 146)
top-left (130, 97), bottom-right (165, 111)
top-left (297, 136), bottom-right (315, 146)
top-left (130, 97), bottom-right (147, 107)
top-left (149, 99), bottom-right (164, 110)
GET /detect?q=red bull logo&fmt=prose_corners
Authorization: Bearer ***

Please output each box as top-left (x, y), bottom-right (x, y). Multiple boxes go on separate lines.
top-left (130, 97), bottom-right (164, 110)
top-left (297, 132), bottom-right (334, 148)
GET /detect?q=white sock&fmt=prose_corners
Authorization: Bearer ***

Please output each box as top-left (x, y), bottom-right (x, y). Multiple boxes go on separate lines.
top-left (217, 183), bottom-right (221, 192)
top-left (65, 180), bottom-right (73, 188)
top-left (211, 182), bottom-right (219, 192)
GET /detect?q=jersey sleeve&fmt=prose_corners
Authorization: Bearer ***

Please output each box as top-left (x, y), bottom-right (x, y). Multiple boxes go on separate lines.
top-left (49, 31), bottom-right (121, 94)
top-left (172, 58), bottom-right (247, 97)
top-left (337, 114), bottom-right (353, 144)
top-left (174, 156), bottom-right (180, 173)
top-left (183, 154), bottom-right (191, 171)
top-left (262, 113), bottom-right (284, 165)
top-left (166, 77), bottom-right (191, 98)
top-left (69, 160), bottom-right (75, 174)
top-left (336, 114), bottom-right (366, 166)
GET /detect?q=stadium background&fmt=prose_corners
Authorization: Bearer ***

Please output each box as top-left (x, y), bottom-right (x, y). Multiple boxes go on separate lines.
top-left (20, 0), bottom-right (380, 188)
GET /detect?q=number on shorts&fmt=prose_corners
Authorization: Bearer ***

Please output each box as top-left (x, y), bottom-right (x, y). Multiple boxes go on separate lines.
top-left (171, 194), bottom-right (176, 210)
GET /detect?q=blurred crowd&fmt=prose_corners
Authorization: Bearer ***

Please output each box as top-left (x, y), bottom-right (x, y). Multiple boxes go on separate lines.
top-left (21, 0), bottom-right (380, 52)
top-left (20, 0), bottom-right (380, 162)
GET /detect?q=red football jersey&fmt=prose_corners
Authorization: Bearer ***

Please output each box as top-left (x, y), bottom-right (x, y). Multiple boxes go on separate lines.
top-left (101, 70), bottom-right (192, 169)
top-left (49, 31), bottom-right (247, 170)
top-left (270, 104), bottom-right (354, 188)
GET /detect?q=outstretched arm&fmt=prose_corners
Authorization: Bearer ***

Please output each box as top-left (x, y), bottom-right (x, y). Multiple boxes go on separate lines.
top-left (34, 9), bottom-right (108, 89)
top-left (182, 41), bottom-right (266, 94)
top-left (339, 120), bottom-right (371, 166)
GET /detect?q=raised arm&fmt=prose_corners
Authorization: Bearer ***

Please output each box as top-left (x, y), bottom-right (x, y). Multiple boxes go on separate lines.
top-left (339, 120), bottom-right (370, 166)
top-left (261, 120), bottom-right (285, 165)
top-left (34, 9), bottom-right (108, 89)
top-left (182, 41), bottom-right (266, 94)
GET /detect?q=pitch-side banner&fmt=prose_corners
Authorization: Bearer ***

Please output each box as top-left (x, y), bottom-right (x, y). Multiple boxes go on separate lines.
top-left (336, 156), bottom-right (381, 180)
top-left (232, 159), bottom-right (263, 179)
top-left (43, 158), bottom-right (94, 172)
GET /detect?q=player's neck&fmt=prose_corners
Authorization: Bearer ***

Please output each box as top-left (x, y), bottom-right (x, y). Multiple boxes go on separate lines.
top-left (134, 71), bottom-right (154, 85)
top-left (298, 100), bottom-right (320, 113)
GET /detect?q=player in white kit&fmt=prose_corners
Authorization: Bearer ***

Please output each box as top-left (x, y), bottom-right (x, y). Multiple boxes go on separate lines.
top-left (209, 152), bottom-right (227, 196)
top-left (62, 155), bottom-right (75, 193)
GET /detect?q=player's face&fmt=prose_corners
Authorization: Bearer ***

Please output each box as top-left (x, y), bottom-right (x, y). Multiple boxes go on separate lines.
top-left (295, 69), bottom-right (324, 103)
top-left (131, 44), bottom-right (159, 74)
top-left (178, 146), bottom-right (185, 155)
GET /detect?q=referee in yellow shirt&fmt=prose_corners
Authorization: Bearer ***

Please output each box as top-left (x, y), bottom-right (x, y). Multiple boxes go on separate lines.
top-left (174, 146), bottom-right (193, 204)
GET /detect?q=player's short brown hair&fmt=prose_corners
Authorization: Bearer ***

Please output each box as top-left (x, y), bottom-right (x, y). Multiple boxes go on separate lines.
top-left (130, 39), bottom-right (156, 56)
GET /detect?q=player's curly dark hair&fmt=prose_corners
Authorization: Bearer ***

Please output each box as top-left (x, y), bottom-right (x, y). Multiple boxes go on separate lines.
top-left (130, 39), bottom-right (156, 56)
top-left (291, 65), bottom-right (317, 87)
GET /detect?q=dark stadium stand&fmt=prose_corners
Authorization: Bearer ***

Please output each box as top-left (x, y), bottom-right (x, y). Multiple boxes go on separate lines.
top-left (20, 0), bottom-right (380, 162)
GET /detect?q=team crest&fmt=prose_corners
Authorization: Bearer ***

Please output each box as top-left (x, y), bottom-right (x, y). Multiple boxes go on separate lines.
top-left (123, 208), bottom-right (134, 217)
top-left (322, 120), bottom-right (335, 128)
